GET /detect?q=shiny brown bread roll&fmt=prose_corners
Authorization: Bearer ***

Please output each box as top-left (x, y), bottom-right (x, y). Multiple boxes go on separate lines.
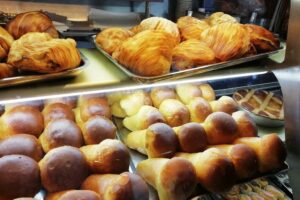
top-left (198, 83), bottom-right (216, 101)
top-left (39, 118), bottom-right (83, 153)
top-left (175, 84), bottom-right (202, 104)
top-left (203, 112), bottom-right (239, 145)
top-left (125, 123), bottom-right (178, 158)
top-left (232, 111), bottom-right (258, 137)
top-left (81, 172), bottom-right (149, 200)
top-left (0, 155), bottom-right (41, 200)
top-left (79, 97), bottom-right (111, 122)
top-left (45, 190), bottom-right (101, 200)
top-left (42, 103), bottom-right (75, 126)
top-left (0, 26), bottom-right (14, 60)
top-left (80, 139), bottom-right (130, 174)
top-left (7, 32), bottom-right (81, 73)
top-left (177, 16), bottom-right (210, 41)
top-left (175, 148), bottom-right (237, 193)
top-left (112, 30), bottom-right (176, 76)
top-left (0, 134), bottom-right (43, 161)
top-left (44, 96), bottom-right (78, 109)
top-left (187, 97), bottom-right (212, 123)
top-left (172, 39), bottom-right (215, 71)
top-left (0, 63), bottom-right (16, 79)
top-left (159, 99), bottom-right (190, 127)
top-left (0, 105), bottom-right (44, 139)
top-left (208, 144), bottom-right (259, 180)
top-left (150, 87), bottom-right (177, 108)
top-left (81, 116), bottom-right (116, 145)
top-left (137, 157), bottom-right (197, 200)
top-left (5, 100), bottom-right (44, 111)
top-left (210, 96), bottom-right (239, 115)
top-left (95, 27), bottom-right (134, 55)
top-left (123, 105), bottom-right (165, 131)
top-left (173, 123), bottom-right (207, 153)
top-left (39, 146), bottom-right (89, 192)
top-left (6, 11), bottom-right (59, 39)
top-left (234, 134), bottom-right (287, 173)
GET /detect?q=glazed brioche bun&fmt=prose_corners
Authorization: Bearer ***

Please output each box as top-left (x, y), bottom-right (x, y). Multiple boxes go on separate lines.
top-left (45, 190), bottom-right (100, 200)
top-left (42, 103), bottom-right (75, 126)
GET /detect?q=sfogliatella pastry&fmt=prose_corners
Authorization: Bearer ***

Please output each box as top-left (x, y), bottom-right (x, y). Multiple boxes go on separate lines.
top-left (123, 105), bottom-right (165, 131)
top-left (81, 172), bottom-right (149, 200)
top-left (175, 148), bottom-right (237, 193)
top-left (137, 157), bottom-right (197, 200)
top-left (0, 134), bottom-right (43, 161)
top-left (7, 32), bottom-right (81, 73)
top-left (95, 27), bottom-right (134, 55)
top-left (0, 105), bottom-right (44, 139)
top-left (175, 84), bottom-right (202, 104)
top-left (39, 119), bottom-right (83, 153)
top-left (80, 139), bottom-right (130, 174)
top-left (201, 22), bottom-right (251, 61)
top-left (45, 190), bottom-right (101, 200)
top-left (0, 155), bottom-right (41, 200)
top-left (0, 63), bottom-right (16, 79)
top-left (112, 30), bottom-right (177, 76)
top-left (42, 103), bottom-right (75, 126)
top-left (206, 12), bottom-right (238, 26)
top-left (0, 26), bottom-right (14, 60)
top-left (150, 87), bottom-right (177, 108)
top-left (135, 17), bottom-right (180, 43)
top-left (6, 11), bottom-right (59, 39)
top-left (172, 39), bottom-right (215, 71)
top-left (177, 16), bottom-right (210, 41)
top-left (244, 24), bottom-right (280, 53)
top-left (159, 99), bottom-right (190, 127)
top-left (125, 123), bottom-right (178, 158)
top-left (187, 97), bottom-right (212, 123)
top-left (198, 83), bottom-right (216, 101)
top-left (39, 146), bottom-right (89, 192)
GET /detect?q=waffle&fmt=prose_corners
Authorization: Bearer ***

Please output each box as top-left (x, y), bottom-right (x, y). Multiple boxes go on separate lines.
top-left (233, 89), bottom-right (284, 120)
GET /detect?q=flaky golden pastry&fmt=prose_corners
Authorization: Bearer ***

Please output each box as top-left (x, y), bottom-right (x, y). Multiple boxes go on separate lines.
top-left (172, 39), bottom-right (215, 70)
top-left (112, 30), bottom-right (176, 76)
top-left (0, 63), bottom-right (15, 79)
top-left (6, 11), bottom-right (59, 39)
top-left (177, 16), bottom-right (210, 41)
top-left (136, 17), bottom-right (180, 43)
top-left (244, 24), bottom-right (280, 53)
top-left (207, 12), bottom-right (238, 26)
top-left (7, 32), bottom-right (81, 73)
top-left (0, 27), bottom-right (14, 60)
top-left (201, 22), bottom-right (251, 61)
top-left (95, 27), bottom-right (134, 55)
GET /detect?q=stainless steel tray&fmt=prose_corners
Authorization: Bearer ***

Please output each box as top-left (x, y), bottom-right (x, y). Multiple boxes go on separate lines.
top-left (93, 36), bottom-right (282, 83)
top-left (0, 53), bottom-right (88, 88)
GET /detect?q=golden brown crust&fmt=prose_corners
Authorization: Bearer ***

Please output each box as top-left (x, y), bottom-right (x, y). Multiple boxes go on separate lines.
top-left (177, 16), bottom-right (210, 41)
top-left (172, 39), bottom-right (215, 70)
top-left (7, 32), bottom-right (81, 73)
top-left (0, 26), bottom-right (14, 60)
top-left (0, 134), bottom-right (43, 161)
top-left (112, 30), bottom-right (176, 76)
top-left (82, 116), bottom-right (116, 145)
top-left (39, 118), bottom-right (83, 153)
top-left (175, 122), bottom-right (207, 153)
top-left (0, 63), bottom-right (16, 79)
top-left (96, 27), bottom-right (133, 55)
top-left (44, 97), bottom-right (78, 109)
top-left (204, 112), bottom-right (239, 145)
top-left (0, 155), bottom-right (41, 200)
top-left (46, 190), bottom-right (101, 200)
top-left (188, 97), bottom-right (212, 123)
top-left (176, 84), bottom-right (203, 105)
top-left (210, 96), bottom-right (239, 115)
top-left (80, 139), bottom-right (130, 174)
top-left (5, 100), bottom-right (44, 111)
top-left (0, 105), bottom-right (44, 138)
top-left (6, 11), bottom-right (59, 39)
top-left (146, 123), bottom-right (178, 158)
top-left (39, 146), bottom-right (89, 192)
top-left (232, 111), bottom-right (258, 137)
top-left (150, 87), bottom-right (177, 108)
top-left (207, 12), bottom-right (238, 26)
top-left (159, 99), bottom-right (190, 127)
top-left (80, 97), bottom-right (111, 122)
top-left (198, 83), bottom-right (216, 101)
top-left (42, 103), bottom-right (75, 125)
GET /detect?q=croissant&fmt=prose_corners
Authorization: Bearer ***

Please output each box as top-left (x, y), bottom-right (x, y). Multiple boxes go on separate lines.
top-left (172, 39), bottom-right (215, 70)
top-left (201, 22), bottom-right (251, 61)
top-left (244, 24), bottom-right (280, 53)
top-left (7, 32), bottom-right (81, 73)
top-left (112, 30), bottom-right (176, 76)
top-left (0, 27), bottom-right (14, 60)
top-left (177, 16), bottom-right (210, 41)
top-left (6, 11), bottom-right (59, 39)
top-left (136, 17), bottom-right (180, 43)
top-left (207, 12), bottom-right (238, 26)
top-left (95, 27), bottom-right (133, 55)
top-left (0, 63), bottom-right (15, 79)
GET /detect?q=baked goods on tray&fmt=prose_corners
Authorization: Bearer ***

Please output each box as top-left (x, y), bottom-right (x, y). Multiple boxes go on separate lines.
top-left (0, 26), bottom-right (14, 60)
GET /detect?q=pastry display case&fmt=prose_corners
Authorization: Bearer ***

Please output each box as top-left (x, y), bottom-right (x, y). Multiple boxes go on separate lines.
top-left (0, 0), bottom-right (299, 200)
